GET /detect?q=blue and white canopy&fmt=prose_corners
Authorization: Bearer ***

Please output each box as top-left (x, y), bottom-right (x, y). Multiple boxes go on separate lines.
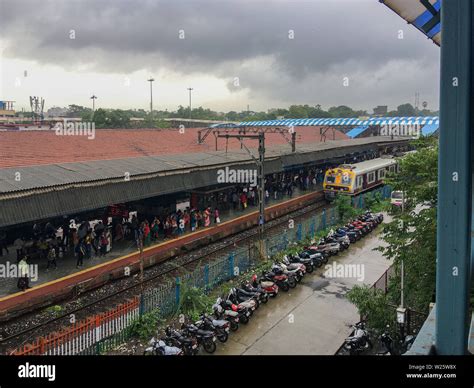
top-left (381, 0), bottom-right (441, 46)
top-left (238, 116), bottom-right (439, 127)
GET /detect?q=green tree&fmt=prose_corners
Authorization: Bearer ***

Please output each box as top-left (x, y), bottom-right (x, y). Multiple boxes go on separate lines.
top-left (396, 103), bottom-right (416, 117)
top-left (334, 194), bottom-right (359, 221)
top-left (91, 108), bottom-right (107, 128)
top-left (348, 138), bottom-right (438, 328)
top-left (287, 105), bottom-right (309, 118)
top-left (328, 105), bottom-right (357, 118)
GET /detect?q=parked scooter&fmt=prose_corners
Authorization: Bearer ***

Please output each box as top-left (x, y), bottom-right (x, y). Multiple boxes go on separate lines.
top-left (311, 239), bottom-right (340, 256)
top-left (227, 288), bottom-right (259, 311)
top-left (279, 258), bottom-right (306, 281)
top-left (250, 274), bottom-right (279, 297)
top-left (325, 231), bottom-right (350, 250)
top-left (217, 297), bottom-right (251, 324)
top-left (335, 226), bottom-right (359, 243)
top-left (261, 270), bottom-right (291, 292)
top-left (212, 297), bottom-right (241, 329)
top-left (271, 264), bottom-right (299, 287)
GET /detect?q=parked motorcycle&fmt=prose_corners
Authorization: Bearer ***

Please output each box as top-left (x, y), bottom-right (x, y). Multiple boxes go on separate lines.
top-left (335, 226), bottom-right (359, 243)
top-left (241, 280), bottom-right (270, 303)
top-left (343, 322), bottom-right (373, 355)
top-left (276, 260), bottom-right (305, 283)
top-left (324, 232), bottom-right (350, 250)
top-left (376, 331), bottom-right (393, 355)
top-left (299, 249), bottom-right (326, 267)
top-left (212, 297), bottom-right (241, 330)
top-left (181, 323), bottom-right (217, 354)
top-left (164, 326), bottom-right (199, 355)
top-left (286, 253), bottom-right (314, 273)
top-left (195, 313), bottom-right (231, 343)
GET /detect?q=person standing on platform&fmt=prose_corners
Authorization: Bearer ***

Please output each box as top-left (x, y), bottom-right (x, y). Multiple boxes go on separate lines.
top-left (76, 241), bottom-right (85, 268)
top-left (143, 221), bottom-right (151, 246)
top-left (190, 211), bottom-right (197, 232)
top-left (17, 256), bottom-right (30, 290)
top-left (46, 246), bottom-right (57, 270)
top-left (13, 236), bottom-right (24, 262)
top-left (203, 207), bottom-right (211, 227)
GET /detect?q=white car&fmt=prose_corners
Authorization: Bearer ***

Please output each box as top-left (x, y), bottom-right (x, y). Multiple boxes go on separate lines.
top-left (390, 190), bottom-right (407, 207)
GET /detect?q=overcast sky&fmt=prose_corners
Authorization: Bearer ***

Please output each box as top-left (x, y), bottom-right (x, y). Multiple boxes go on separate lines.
top-left (0, 0), bottom-right (440, 113)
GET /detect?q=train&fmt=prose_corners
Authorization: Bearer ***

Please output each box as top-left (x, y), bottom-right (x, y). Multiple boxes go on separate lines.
top-left (323, 156), bottom-right (398, 200)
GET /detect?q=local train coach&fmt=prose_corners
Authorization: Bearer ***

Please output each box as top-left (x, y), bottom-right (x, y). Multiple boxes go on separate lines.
top-left (323, 157), bottom-right (398, 200)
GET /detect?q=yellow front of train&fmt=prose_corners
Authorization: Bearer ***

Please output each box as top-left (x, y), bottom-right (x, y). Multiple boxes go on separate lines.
top-left (323, 167), bottom-right (355, 200)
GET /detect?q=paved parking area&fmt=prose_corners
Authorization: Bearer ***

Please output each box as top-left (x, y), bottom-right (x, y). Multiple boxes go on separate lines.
top-left (214, 227), bottom-right (391, 355)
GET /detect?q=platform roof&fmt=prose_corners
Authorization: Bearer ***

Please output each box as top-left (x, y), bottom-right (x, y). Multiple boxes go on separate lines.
top-left (0, 137), bottom-right (409, 227)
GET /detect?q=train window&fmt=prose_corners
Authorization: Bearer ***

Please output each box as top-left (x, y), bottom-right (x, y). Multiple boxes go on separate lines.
top-left (389, 165), bottom-right (396, 173)
top-left (356, 175), bottom-right (363, 188)
top-left (367, 172), bottom-right (376, 184)
top-left (378, 169), bottom-right (385, 180)
top-left (326, 175), bottom-right (336, 183)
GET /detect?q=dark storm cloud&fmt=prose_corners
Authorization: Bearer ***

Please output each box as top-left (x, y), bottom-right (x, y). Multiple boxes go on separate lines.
top-left (0, 0), bottom-right (440, 109)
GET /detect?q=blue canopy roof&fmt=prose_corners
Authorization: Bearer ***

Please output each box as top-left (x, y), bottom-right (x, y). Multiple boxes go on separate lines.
top-left (346, 125), bottom-right (369, 138)
top-left (238, 116), bottom-right (439, 127)
top-left (421, 122), bottom-right (440, 136)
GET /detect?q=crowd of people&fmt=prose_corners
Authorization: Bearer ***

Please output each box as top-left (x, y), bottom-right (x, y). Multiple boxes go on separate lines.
top-left (0, 167), bottom-right (327, 291)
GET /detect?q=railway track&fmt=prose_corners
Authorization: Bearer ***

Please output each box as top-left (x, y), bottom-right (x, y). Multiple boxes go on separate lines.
top-left (0, 195), bottom-right (329, 353)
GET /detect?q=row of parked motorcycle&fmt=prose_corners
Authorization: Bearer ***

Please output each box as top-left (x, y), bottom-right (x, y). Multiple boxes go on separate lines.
top-left (144, 210), bottom-right (384, 356)
top-left (342, 321), bottom-right (415, 355)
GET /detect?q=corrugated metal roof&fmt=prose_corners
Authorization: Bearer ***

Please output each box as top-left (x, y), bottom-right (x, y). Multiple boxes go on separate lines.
top-left (0, 137), bottom-right (411, 227)
top-left (0, 137), bottom-right (404, 195)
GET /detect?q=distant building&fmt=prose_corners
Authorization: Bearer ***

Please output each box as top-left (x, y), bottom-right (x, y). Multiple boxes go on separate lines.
top-left (0, 100), bottom-right (16, 122)
top-left (373, 105), bottom-right (388, 116)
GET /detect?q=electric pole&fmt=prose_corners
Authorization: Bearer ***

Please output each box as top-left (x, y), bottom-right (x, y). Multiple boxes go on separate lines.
top-left (187, 87), bottom-right (193, 121)
top-left (148, 78), bottom-right (155, 119)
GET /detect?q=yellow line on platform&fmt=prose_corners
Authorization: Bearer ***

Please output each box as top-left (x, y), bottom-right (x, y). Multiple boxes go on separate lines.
top-left (0, 191), bottom-right (319, 302)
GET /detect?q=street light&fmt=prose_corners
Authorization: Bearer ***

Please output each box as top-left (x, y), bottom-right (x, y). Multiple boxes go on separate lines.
top-left (90, 95), bottom-right (97, 112)
top-left (187, 87), bottom-right (193, 121)
top-left (148, 78), bottom-right (155, 119)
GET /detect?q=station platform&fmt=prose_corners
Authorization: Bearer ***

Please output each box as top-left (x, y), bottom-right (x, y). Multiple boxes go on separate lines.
top-left (0, 188), bottom-right (324, 320)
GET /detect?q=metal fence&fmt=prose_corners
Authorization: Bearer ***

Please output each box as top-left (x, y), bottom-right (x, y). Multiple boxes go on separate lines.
top-left (12, 186), bottom-right (392, 355)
